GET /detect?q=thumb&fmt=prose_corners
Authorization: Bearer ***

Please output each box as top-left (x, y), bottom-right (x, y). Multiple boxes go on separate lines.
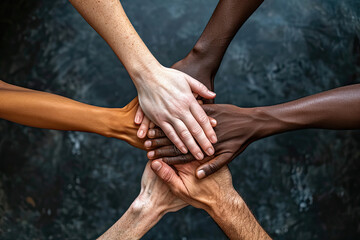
top-left (187, 76), bottom-right (216, 99)
top-left (151, 160), bottom-right (184, 191)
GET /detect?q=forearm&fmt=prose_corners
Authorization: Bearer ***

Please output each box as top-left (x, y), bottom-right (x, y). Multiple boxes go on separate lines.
top-left (207, 189), bottom-right (271, 240)
top-left (0, 81), bottom-right (135, 142)
top-left (191, 0), bottom-right (264, 73)
top-left (255, 84), bottom-right (360, 136)
top-left (98, 197), bottom-right (163, 240)
top-left (69, 0), bottom-right (160, 82)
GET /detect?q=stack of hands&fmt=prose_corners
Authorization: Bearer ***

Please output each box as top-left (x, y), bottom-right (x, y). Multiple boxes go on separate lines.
top-left (1, 0), bottom-right (359, 239)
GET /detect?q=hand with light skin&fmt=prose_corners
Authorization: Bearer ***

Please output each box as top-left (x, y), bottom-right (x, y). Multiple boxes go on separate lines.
top-left (146, 84), bottom-right (360, 178)
top-left (98, 161), bottom-right (187, 240)
top-left (69, 0), bottom-right (217, 160)
top-left (135, 0), bottom-right (264, 137)
top-left (150, 159), bottom-right (271, 240)
top-left (0, 80), bottom-right (146, 149)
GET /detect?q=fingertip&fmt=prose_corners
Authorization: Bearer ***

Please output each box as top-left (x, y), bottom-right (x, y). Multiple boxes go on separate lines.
top-left (148, 129), bottom-right (155, 138)
top-left (137, 129), bottom-right (145, 138)
top-left (210, 135), bottom-right (217, 144)
top-left (196, 169), bottom-right (206, 179)
top-left (210, 118), bottom-right (217, 127)
top-left (180, 146), bottom-right (188, 154)
top-left (207, 91), bottom-right (216, 98)
top-left (151, 161), bottom-right (162, 172)
top-left (147, 151), bottom-right (155, 159)
top-left (144, 140), bottom-right (152, 148)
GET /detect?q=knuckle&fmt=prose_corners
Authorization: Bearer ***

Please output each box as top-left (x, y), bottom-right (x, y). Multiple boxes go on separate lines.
top-left (161, 169), bottom-right (173, 183)
top-left (198, 114), bottom-right (208, 125)
top-left (190, 126), bottom-right (203, 136)
top-left (179, 129), bottom-right (191, 139)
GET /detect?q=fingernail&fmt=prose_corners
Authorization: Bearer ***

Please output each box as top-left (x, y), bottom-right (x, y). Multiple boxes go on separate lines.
top-left (211, 119), bottom-right (217, 125)
top-left (148, 151), bottom-right (155, 158)
top-left (144, 140), bottom-right (152, 148)
top-left (207, 147), bottom-right (214, 156)
top-left (208, 91), bottom-right (216, 97)
top-left (196, 152), bottom-right (204, 160)
top-left (210, 135), bottom-right (217, 143)
top-left (151, 161), bottom-right (162, 171)
top-left (197, 170), bottom-right (205, 179)
top-left (135, 116), bottom-right (140, 124)
top-left (149, 129), bottom-right (155, 137)
top-left (180, 147), bottom-right (188, 154)
top-left (138, 130), bottom-right (144, 137)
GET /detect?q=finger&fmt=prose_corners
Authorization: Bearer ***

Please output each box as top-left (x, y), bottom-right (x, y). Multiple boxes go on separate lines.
top-left (137, 116), bottom-right (150, 138)
top-left (197, 99), bottom-right (203, 105)
top-left (187, 76), bottom-right (216, 99)
top-left (151, 160), bottom-right (185, 192)
top-left (134, 105), bottom-right (144, 124)
top-left (160, 122), bottom-right (188, 154)
top-left (201, 104), bottom-right (215, 116)
top-left (173, 119), bottom-right (204, 160)
top-left (209, 117), bottom-right (217, 127)
top-left (163, 154), bottom-right (196, 165)
top-left (149, 121), bottom-right (155, 129)
top-left (147, 145), bottom-right (183, 160)
top-left (190, 103), bottom-right (217, 144)
top-left (181, 113), bottom-right (214, 157)
top-left (147, 128), bottom-right (166, 139)
top-left (196, 153), bottom-right (231, 179)
top-left (144, 138), bottom-right (172, 149)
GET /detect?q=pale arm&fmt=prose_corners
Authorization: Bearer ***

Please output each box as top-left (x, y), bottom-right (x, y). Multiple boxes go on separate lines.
top-left (98, 162), bottom-right (186, 239)
top-left (69, 0), bottom-right (217, 160)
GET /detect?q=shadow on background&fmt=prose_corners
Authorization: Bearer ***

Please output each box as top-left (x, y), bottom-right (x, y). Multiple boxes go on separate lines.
top-left (0, 0), bottom-right (359, 239)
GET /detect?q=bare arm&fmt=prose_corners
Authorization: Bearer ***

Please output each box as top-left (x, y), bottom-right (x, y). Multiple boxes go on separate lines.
top-left (146, 84), bottom-right (360, 178)
top-left (136, 0), bottom-right (264, 134)
top-left (98, 162), bottom-right (186, 239)
top-left (69, 0), bottom-right (217, 160)
top-left (0, 80), bottom-right (145, 149)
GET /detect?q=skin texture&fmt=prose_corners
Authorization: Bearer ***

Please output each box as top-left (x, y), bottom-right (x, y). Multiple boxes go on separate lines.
top-left (0, 80), bottom-right (145, 149)
top-left (150, 160), bottom-right (271, 240)
top-left (98, 162), bottom-right (187, 240)
top-left (69, 0), bottom-right (217, 160)
top-left (135, 0), bottom-right (264, 135)
top-left (146, 84), bottom-right (360, 178)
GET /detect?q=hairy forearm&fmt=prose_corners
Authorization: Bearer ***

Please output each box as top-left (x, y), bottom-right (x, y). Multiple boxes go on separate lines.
top-left (69, 0), bottom-right (159, 81)
top-left (191, 0), bottom-right (263, 73)
top-left (98, 197), bottom-right (163, 240)
top-left (254, 84), bottom-right (360, 136)
top-left (207, 189), bottom-right (270, 240)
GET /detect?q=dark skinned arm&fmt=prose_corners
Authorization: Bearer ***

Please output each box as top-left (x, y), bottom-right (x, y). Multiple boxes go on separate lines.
top-left (145, 84), bottom-right (360, 178)
top-left (135, 0), bottom-right (264, 136)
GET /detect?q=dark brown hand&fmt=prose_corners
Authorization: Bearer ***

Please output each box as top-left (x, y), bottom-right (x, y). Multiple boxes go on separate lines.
top-left (145, 104), bottom-right (269, 179)
top-left (171, 0), bottom-right (264, 102)
top-left (145, 84), bottom-right (360, 178)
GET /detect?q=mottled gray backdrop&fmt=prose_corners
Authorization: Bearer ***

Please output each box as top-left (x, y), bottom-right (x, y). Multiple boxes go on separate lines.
top-left (0, 0), bottom-right (359, 239)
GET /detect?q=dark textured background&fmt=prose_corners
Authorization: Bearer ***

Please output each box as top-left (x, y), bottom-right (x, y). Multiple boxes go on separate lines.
top-left (0, 0), bottom-right (359, 239)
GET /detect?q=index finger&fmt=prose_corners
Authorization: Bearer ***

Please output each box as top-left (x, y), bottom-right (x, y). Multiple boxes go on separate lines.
top-left (196, 153), bottom-right (232, 179)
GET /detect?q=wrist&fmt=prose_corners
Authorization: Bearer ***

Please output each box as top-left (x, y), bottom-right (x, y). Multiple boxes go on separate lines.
top-left (131, 194), bottom-right (165, 221)
top-left (255, 104), bottom-right (307, 136)
top-left (129, 59), bottom-right (162, 89)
